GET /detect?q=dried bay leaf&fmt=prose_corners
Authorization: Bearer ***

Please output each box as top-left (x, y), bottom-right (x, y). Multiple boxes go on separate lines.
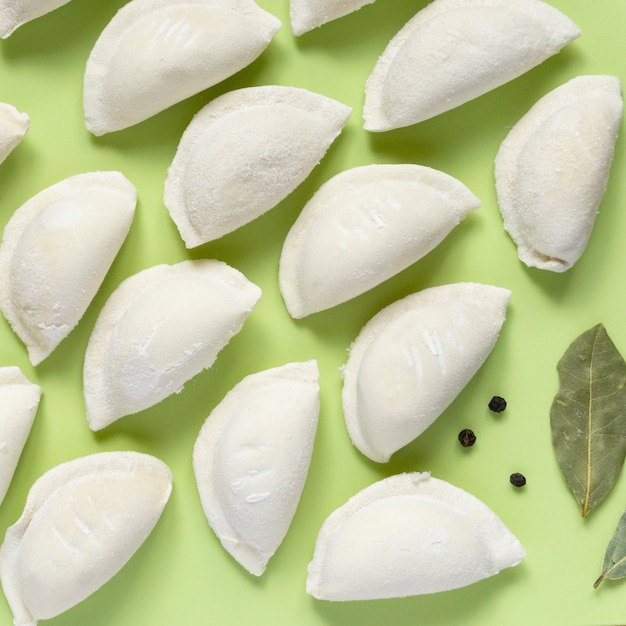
top-left (594, 508), bottom-right (626, 588)
top-left (550, 324), bottom-right (626, 517)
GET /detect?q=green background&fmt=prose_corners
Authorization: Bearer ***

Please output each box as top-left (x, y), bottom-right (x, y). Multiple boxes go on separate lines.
top-left (0, 0), bottom-right (625, 624)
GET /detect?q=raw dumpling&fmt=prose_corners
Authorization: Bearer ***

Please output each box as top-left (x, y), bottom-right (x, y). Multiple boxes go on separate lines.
top-left (290, 0), bottom-right (376, 36)
top-left (83, 259), bottom-right (261, 430)
top-left (0, 0), bottom-right (72, 38)
top-left (164, 86), bottom-right (351, 247)
top-left (495, 75), bottom-right (623, 272)
top-left (193, 361), bottom-right (320, 575)
top-left (0, 451), bottom-right (172, 626)
top-left (0, 103), bottom-right (29, 163)
top-left (279, 163), bottom-right (480, 318)
top-left (0, 367), bottom-right (41, 508)
top-left (83, 0), bottom-right (281, 135)
top-left (0, 172), bottom-right (137, 366)
top-left (306, 472), bottom-right (525, 600)
top-left (363, 0), bottom-right (581, 131)
top-left (342, 283), bottom-right (510, 463)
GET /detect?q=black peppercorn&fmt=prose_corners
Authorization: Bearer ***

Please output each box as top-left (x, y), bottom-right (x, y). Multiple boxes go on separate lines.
top-left (488, 395), bottom-right (507, 412)
top-left (510, 472), bottom-right (526, 487)
top-left (458, 428), bottom-right (476, 447)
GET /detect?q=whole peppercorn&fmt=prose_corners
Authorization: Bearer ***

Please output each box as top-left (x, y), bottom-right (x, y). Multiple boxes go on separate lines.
top-left (458, 428), bottom-right (476, 447)
top-left (488, 395), bottom-right (507, 413)
top-left (510, 472), bottom-right (526, 487)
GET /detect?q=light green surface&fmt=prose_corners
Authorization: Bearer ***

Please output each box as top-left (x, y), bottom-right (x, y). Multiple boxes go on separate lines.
top-left (0, 0), bottom-right (625, 624)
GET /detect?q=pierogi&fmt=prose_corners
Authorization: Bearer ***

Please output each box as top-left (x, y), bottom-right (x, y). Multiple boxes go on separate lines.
top-left (290, 0), bottom-right (376, 36)
top-left (0, 0), bottom-right (72, 38)
top-left (0, 103), bottom-right (29, 163)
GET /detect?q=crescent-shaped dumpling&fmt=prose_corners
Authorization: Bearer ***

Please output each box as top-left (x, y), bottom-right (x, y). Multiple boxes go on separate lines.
top-left (164, 86), bottom-right (351, 247)
top-left (279, 164), bottom-right (480, 318)
top-left (0, 0), bottom-right (72, 38)
top-left (0, 172), bottom-right (137, 366)
top-left (290, 0), bottom-right (376, 36)
top-left (342, 283), bottom-right (511, 463)
top-left (0, 367), bottom-right (41, 508)
top-left (193, 360), bottom-right (320, 575)
top-left (495, 75), bottom-right (623, 272)
top-left (83, 0), bottom-right (281, 135)
top-left (306, 472), bottom-right (525, 600)
top-left (363, 0), bottom-right (581, 131)
top-left (0, 451), bottom-right (172, 626)
top-left (83, 259), bottom-right (261, 430)
top-left (0, 103), bottom-right (29, 163)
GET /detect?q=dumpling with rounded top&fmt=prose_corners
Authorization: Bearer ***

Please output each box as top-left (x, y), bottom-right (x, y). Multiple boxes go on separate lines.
top-left (0, 103), bottom-right (29, 163)
top-left (0, 171), bottom-right (137, 366)
top-left (0, 451), bottom-right (172, 626)
top-left (164, 85), bottom-right (351, 247)
top-left (306, 472), bottom-right (525, 600)
top-left (0, 367), bottom-right (41, 508)
top-left (193, 360), bottom-right (320, 576)
top-left (83, 259), bottom-right (261, 431)
top-left (495, 75), bottom-right (623, 272)
top-left (0, 0), bottom-right (72, 38)
top-left (279, 163), bottom-right (480, 318)
top-left (363, 0), bottom-right (581, 132)
top-left (290, 0), bottom-right (376, 36)
top-left (83, 0), bottom-right (281, 135)
top-left (342, 282), bottom-right (511, 463)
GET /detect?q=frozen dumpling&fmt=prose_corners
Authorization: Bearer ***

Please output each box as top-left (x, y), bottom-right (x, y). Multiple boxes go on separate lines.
top-left (0, 367), bottom-right (41, 508)
top-left (83, 259), bottom-right (261, 430)
top-left (290, 0), bottom-right (376, 36)
top-left (0, 451), bottom-right (172, 625)
top-left (363, 0), bottom-right (581, 131)
top-left (279, 163), bottom-right (480, 318)
top-left (306, 472), bottom-right (525, 600)
top-left (342, 283), bottom-right (510, 462)
top-left (0, 171), bottom-right (137, 366)
top-left (0, 0), bottom-right (72, 38)
top-left (83, 0), bottom-right (281, 135)
top-left (164, 85), bottom-right (351, 247)
top-left (0, 103), bottom-right (29, 163)
top-left (193, 361), bottom-right (320, 575)
top-left (495, 75), bottom-right (623, 272)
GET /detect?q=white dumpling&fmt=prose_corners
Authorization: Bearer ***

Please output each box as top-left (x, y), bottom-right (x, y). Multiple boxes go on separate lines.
top-left (279, 164), bottom-right (480, 318)
top-left (306, 472), bottom-right (525, 600)
top-left (0, 172), bottom-right (137, 366)
top-left (83, 0), bottom-right (281, 135)
top-left (0, 103), bottom-right (29, 163)
top-left (342, 283), bottom-right (510, 463)
top-left (363, 0), bottom-right (581, 131)
top-left (83, 259), bottom-right (261, 430)
top-left (164, 86), bottom-right (351, 247)
top-left (495, 75), bottom-right (623, 272)
top-left (0, 0), bottom-right (72, 38)
top-left (290, 0), bottom-right (376, 36)
top-left (193, 361), bottom-right (320, 575)
top-left (0, 451), bottom-right (172, 626)
top-left (0, 367), bottom-right (41, 508)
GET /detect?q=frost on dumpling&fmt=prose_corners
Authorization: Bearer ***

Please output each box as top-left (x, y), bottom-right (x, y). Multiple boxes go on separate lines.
top-left (306, 472), bottom-right (525, 601)
top-left (83, 259), bottom-right (261, 430)
top-left (495, 75), bottom-right (623, 272)
top-left (363, 0), bottom-right (581, 131)
top-left (164, 86), bottom-right (351, 247)
top-left (290, 0), bottom-right (376, 36)
top-left (0, 103), bottom-right (29, 164)
top-left (279, 164), bottom-right (480, 318)
top-left (0, 451), bottom-right (172, 626)
top-left (0, 172), bottom-right (137, 366)
top-left (193, 361), bottom-right (320, 575)
top-left (342, 283), bottom-right (511, 463)
top-left (0, 0), bottom-right (72, 38)
top-left (0, 367), bottom-right (41, 508)
top-left (83, 0), bottom-right (281, 135)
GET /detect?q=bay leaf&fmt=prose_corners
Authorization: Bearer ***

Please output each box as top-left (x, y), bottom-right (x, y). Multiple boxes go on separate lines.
top-left (550, 323), bottom-right (626, 517)
top-left (594, 508), bottom-right (626, 588)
